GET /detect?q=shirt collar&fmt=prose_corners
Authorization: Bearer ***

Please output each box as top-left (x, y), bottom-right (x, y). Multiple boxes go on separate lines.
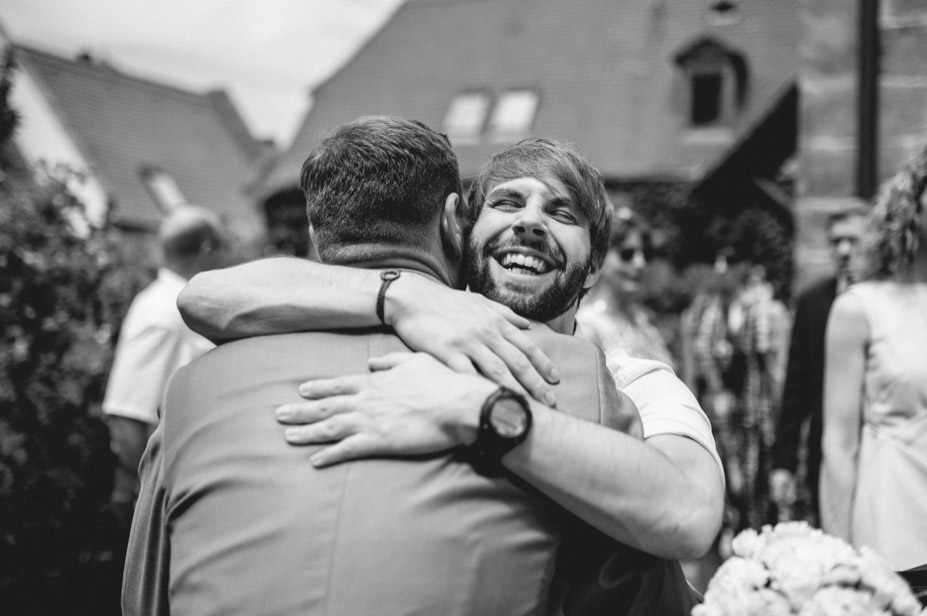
top-left (157, 267), bottom-right (189, 291)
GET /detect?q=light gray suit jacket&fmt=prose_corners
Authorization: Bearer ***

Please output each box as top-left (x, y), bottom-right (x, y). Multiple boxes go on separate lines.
top-left (123, 326), bottom-right (640, 616)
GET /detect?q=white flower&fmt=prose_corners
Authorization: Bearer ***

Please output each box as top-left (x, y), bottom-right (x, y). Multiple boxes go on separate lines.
top-left (696, 522), bottom-right (927, 616)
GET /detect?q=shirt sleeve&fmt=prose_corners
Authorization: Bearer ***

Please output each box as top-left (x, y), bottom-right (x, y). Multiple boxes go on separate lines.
top-left (607, 350), bottom-right (725, 481)
top-left (122, 422), bottom-right (171, 616)
top-left (103, 321), bottom-right (186, 425)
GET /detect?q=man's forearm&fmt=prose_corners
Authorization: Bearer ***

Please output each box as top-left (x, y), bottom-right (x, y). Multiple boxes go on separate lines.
top-left (180, 258), bottom-right (383, 342)
top-left (504, 408), bottom-right (723, 560)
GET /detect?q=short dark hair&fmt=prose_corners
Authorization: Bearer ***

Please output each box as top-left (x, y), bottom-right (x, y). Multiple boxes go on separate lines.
top-left (301, 116), bottom-right (463, 263)
top-left (158, 205), bottom-right (224, 259)
top-left (825, 203), bottom-right (868, 233)
top-left (463, 138), bottom-right (612, 272)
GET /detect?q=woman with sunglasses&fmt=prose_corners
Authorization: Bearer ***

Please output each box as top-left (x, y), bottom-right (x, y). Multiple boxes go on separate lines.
top-left (576, 206), bottom-right (676, 368)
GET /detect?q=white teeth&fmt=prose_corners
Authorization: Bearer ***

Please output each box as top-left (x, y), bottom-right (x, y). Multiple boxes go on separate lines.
top-left (525, 256), bottom-right (545, 273)
top-left (500, 253), bottom-right (548, 274)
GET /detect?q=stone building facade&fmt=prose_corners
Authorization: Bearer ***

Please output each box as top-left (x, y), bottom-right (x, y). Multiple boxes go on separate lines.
top-left (795, 0), bottom-right (927, 291)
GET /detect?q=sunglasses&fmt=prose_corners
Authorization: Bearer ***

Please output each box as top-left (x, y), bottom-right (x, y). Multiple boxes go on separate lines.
top-left (828, 235), bottom-right (860, 247)
top-left (618, 247), bottom-right (654, 262)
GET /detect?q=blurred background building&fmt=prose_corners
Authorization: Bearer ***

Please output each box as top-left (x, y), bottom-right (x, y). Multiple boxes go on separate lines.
top-left (5, 37), bottom-right (269, 265)
top-left (795, 0), bottom-right (927, 290)
top-left (4, 0), bottom-right (927, 293)
top-left (2, 1), bottom-right (927, 612)
top-left (262, 0), bottom-right (800, 271)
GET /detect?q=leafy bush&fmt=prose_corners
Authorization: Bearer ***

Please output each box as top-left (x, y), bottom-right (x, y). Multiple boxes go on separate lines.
top-left (0, 49), bottom-right (149, 613)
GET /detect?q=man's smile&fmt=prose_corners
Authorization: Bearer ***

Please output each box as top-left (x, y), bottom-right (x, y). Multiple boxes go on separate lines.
top-left (492, 245), bottom-right (560, 278)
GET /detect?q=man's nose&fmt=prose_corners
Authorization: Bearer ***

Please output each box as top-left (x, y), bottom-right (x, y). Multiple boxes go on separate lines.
top-left (513, 205), bottom-right (547, 239)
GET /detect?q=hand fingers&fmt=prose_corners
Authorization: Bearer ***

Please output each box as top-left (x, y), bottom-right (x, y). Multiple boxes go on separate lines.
top-left (309, 434), bottom-right (374, 468)
top-left (298, 374), bottom-right (365, 399)
top-left (476, 335), bottom-right (556, 406)
top-left (467, 346), bottom-right (531, 400)
top-left (276, 400), bottom-right (328, 425)
top-left (501, 327), bottom-right (559, 384)
top-left (367, 352), bottom-right (418, 372)
top-left (282, 414), bottom-right (355, 444)
top-left (444, 353), bottom-right (478, 375)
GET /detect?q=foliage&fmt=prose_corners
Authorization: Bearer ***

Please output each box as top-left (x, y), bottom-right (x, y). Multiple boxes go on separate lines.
top-left (0, 48), bottom-right (147, 599)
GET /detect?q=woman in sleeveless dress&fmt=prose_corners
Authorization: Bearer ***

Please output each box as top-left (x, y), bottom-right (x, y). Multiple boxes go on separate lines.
top-left (821, 144), bottom-right (927, 571)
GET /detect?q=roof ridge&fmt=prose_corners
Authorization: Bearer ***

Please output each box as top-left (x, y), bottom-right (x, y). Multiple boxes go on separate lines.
top-left (13, 43), bottom-right (215, 104)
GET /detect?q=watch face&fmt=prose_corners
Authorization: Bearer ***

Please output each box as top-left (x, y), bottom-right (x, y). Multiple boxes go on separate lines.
top-left (490, 398), bottom-right (529, 438)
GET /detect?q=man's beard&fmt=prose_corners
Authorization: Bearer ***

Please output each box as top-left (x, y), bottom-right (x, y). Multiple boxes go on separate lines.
top-left (465, 236), bottom-right (589, 323)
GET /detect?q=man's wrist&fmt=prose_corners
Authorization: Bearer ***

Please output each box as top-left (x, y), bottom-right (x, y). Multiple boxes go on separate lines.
top-left (376, 270), bottom-right (401, 325)
top-left (383, 271), bottom-right (427, 328)
top-left (456, 380), bottom-right (500, 447)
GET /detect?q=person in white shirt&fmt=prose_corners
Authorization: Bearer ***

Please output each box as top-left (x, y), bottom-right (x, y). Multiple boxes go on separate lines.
top-left (103, 205), bottom-right (225, 524)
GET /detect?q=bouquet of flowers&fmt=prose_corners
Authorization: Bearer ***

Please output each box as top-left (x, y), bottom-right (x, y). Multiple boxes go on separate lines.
top-left (693, 522), bottom-right (926, 616)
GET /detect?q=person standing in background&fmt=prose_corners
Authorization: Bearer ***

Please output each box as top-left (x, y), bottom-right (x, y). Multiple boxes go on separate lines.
top-left (725, 263), bottom-right (790, 532)
top-left (769, 205), bottom-right (866, 525)
top-left (576, 206), bottom-right (675, 367)
top-left (821, 145), bottom-right (927, 571)
top-left (102, 205), bottom-right (226, 527)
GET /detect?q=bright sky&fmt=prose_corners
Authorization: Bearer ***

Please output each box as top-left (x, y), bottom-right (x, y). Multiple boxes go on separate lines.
top-left (1, 0), bottom-right (405, 147)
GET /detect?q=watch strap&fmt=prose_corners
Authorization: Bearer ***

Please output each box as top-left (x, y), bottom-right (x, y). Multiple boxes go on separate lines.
top-left (376, 269), bottom-right (401, 325)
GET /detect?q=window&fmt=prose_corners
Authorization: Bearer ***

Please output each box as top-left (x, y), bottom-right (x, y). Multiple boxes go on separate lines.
top-left (691, 71), bottom-right (723, 125)
top-left (488, 90), bottom-right (539, 142)
top-left (140, 167), bottom-right (186, 211)
top-left (442, 92), bottom-right (490, 145)
top-left (707, 0), bottom-right (740, 25)
top-left (674, 38), bottom-right (748, 129)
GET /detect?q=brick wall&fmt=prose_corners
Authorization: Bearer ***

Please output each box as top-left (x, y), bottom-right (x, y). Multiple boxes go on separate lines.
top-left (794, 0), bottom-right (927, 294)
top-left (880, 0), bottom-right (927, 175)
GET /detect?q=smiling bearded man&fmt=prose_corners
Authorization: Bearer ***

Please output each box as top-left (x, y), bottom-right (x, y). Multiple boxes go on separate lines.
top-left (464, 141), bottom-right (608, 327)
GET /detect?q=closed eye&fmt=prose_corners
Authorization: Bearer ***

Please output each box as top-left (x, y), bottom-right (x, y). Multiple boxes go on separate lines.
top-left (549, 208), bottom-right (580, 224)
top-left (488, 198), bottom-right (523, 212)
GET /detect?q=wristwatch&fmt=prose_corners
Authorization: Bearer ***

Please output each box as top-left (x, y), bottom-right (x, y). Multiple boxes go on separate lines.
top-left (470, 387), bottom-right (532, 474)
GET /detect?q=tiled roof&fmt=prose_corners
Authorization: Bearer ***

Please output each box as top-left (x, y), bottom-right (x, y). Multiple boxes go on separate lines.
top-left (15, 44), bottom-right (265, 231)
top-left (265, 0), bottom-right (798, 194)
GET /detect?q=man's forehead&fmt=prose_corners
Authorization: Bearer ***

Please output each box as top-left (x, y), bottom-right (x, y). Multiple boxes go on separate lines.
top-left (829, 216), bottom-right (865, 236)
top-left (486, 175), bottom-right (572, 201)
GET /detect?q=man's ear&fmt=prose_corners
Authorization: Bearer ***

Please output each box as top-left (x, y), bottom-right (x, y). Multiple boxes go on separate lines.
top-left (307, 225), bottom-right (321, 262)
top-left (440, 193), bottom-right (463, 259)
top-left (582, 256), bottom-right (604, 293)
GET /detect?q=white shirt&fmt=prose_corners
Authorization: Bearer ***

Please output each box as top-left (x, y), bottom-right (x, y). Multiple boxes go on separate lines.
top-left (607, 349), bottom-right (725, 480)
top-left (102, 268), bottom-right (214, 424)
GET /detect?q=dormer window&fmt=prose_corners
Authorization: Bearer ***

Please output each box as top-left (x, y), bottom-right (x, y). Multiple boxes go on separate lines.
top-left (442, 92), bottom-right (490, 145)
top-left (674, 38), bottom-right (748, 128)
top-left (707, 0), bottom-right (741, 25)
top-left (488, 90), bottom-right (539, 143)
top-left (140, 167), bottom-right (186, 211)
top-left (691, 65), bottom-right (724, 125)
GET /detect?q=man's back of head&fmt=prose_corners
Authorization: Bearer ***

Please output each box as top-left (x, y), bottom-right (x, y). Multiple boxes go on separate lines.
top-left (302, 116), bottom-right (463, 271)
top-left (158, 205), bottom-right (226, 279)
